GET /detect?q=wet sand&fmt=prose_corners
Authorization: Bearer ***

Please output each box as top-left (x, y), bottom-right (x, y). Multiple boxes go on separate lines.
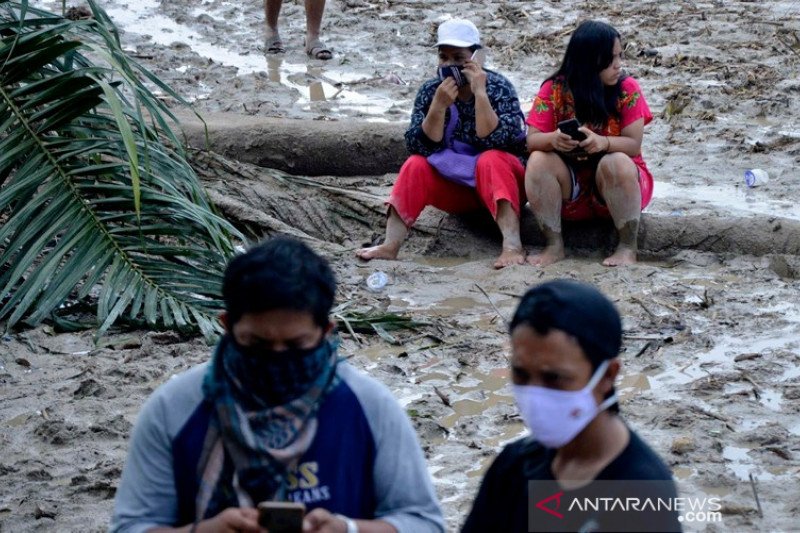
top-left (1, 1), bottom-right (799, 531)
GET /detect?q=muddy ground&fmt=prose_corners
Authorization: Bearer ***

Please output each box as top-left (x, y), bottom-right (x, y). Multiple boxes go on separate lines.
top-left (2, 0), bottom-right (800, 531)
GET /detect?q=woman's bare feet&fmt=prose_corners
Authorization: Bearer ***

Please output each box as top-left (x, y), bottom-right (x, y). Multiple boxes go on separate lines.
top-left (356, 242), bottom-right (401, 261)
top-left (602, 245), bottom-right (636, 266)
top-left (526, 244), bottom-right (565, 267)
top-left (494, 247), bottom-right (526, 269)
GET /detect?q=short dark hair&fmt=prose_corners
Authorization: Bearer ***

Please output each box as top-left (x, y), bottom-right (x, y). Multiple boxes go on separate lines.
top-left (510, 279), bottom-right (622, 412)
top-left (222, 237), bottom-right (336, 327)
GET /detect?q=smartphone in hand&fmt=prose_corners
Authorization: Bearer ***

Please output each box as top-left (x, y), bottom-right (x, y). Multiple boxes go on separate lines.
top-left (258, 501), bottom-right (306, 533)
top-left (557, 118), bottom-right (587, 141)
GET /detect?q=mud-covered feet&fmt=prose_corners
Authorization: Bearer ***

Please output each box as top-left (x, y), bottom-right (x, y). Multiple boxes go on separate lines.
top-left (526, 245), bottom-right (565, 267)
top-left (265, 31), bottom-right (285, 54)
top-left (493, 247), bottom-right (526, 269)
top-left (305, 38), bottom-right (333, 60)
top-left (602, 246), bottom-right (637, 266)
top-left (356, 242), bottom-right (400, 261)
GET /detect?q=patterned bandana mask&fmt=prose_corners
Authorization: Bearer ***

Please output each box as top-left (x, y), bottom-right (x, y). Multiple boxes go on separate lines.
top-left (223, 334), bottom-right (336, 408)
top-left (195, 334), bottom-right (340, 521)
top-left (437, 64), bottom-right (468, 87)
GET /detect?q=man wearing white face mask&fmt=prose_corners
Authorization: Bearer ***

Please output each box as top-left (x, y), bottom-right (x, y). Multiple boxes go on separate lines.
top-left (462, 279), bottom-right (680, 532)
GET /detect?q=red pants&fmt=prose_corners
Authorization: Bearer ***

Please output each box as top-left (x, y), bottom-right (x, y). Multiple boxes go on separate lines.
top-left (388, 150), bottom-right (526, 226)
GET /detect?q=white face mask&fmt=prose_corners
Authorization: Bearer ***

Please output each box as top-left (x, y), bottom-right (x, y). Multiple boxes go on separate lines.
top-left (512, 360), bottom-right (617, 449)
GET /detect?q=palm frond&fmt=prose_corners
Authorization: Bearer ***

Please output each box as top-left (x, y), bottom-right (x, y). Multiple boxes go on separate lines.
top-left (0, 0), bottom-right (243, 339)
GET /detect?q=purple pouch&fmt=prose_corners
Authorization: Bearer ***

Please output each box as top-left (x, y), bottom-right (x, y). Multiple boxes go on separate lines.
top-left (427, 105), bottom-right (480, 187)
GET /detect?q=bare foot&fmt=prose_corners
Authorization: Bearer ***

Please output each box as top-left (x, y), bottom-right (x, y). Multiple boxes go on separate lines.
top-left (602, 246), bottom-right (637, 266)
top-left (526, 245), bottom-right (565, 267)
top-left (356, 242), bottom-right (400, 261)
top-left (493, 247), bottom-right (525, 269)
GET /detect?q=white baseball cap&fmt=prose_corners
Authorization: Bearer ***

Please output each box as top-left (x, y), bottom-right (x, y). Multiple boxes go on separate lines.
top-left (435, 19), bottom-right (481, 49)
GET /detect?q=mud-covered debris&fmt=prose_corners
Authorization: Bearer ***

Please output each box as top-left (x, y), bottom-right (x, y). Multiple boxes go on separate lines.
top-left (64, 6), bottom-right (92, 20)
top-left (670, 436), bottom-right (697, 455)
top-left (73, 378), bottom-right (106, 399)
top-left (33, 504), bottom-right (57, 520)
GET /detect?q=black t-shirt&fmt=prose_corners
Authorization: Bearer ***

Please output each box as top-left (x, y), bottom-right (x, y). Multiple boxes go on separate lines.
top-left (462, 429), bottom-right (682, 533)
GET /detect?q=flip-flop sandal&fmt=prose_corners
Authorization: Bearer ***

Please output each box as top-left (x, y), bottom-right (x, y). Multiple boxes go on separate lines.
top-left (305, 39), bottom-right (332, 60)
top-left (266, 37), bottom-right (285, 54)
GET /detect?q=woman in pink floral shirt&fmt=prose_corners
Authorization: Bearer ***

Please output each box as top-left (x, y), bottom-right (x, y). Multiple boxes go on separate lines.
top-left (525, 20), bottom-right (653, 267)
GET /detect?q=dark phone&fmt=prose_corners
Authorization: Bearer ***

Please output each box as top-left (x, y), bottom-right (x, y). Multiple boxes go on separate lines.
top-left (258, 501), bottom-right (305, 533)
top-left (557, 118), bottom-right (587, 141)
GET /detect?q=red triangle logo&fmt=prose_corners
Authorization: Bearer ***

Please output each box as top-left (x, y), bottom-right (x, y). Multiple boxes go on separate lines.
top-left (535, 491), bottom-right (565, 519)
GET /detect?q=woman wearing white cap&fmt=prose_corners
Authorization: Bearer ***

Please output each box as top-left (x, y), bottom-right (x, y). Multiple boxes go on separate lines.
top-left (357, 19), bottom-right (528, 269)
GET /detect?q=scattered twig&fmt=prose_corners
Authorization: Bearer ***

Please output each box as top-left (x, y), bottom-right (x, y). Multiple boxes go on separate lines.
top-left (690, 405), bottom-right (730, 424)
top-left (633, 341), bottom-right (653, 358)
top-left (474, 284), bottom-right (509, 326)
top-left (765, 446), bottom-right (792, 460)
top-left (624, 334), bottom-right (669, 341)
top-left (631, 297), bottom-right (658, 320)
top-left (433, 386), bottom-right (451, 407)
top-left (405, 332), bottom-right (444, 345)
top-left (740, 373), bottom-right (762, 391)
top-left (749, 473), bottom-right (763, 518)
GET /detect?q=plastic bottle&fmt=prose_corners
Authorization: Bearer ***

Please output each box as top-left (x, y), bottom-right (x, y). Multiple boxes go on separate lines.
top-left (744, 169), bottom-right (769, 187)
top-left (366, 271), bottom-right (389, 292)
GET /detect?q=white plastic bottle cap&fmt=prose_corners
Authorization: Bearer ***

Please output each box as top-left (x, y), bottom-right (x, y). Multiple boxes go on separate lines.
top-left (366, 271), bottom-right (388, 292)
top-left (744, 168), bottom-right (769, 187)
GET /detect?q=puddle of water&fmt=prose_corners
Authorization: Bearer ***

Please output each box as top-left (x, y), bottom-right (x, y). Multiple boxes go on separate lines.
top-left (653, 181), bottom-right (800, 221)
top-left (649, 329), bottom-right (800, 392)
top-left (31, 0), bottom-right (405, 119)
top-left (5, 413), bottom-right (29, 427)
top-left (672, 466), bottom-right (696, 480)
top-left (411, 256), bottom-right (474, 268)
top-left (308, 81), bottom-right (326, 102)
top-left (390, 295), bottom-right (489, 315)
top-left (722, 445), bottom-right (778, 481)
top-left (757, 388), bottom-right (783, 411)
top-left (618, 372), bottom-right (651, 400)
top-left (357, 344), bottom-right (408, 362)
top-left (780, 365), bottom-right (800, 382)
top-left (438, 369), bottom-right (513, 429)
top-left (739, 419), bottom-right (769, 431)
top-left (724, 383), bottom-right (783, 411)
top-left (436, 296), bottom-right (486, 314)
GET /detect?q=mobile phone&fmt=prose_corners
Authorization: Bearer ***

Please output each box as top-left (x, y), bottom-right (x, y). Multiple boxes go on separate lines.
top-left (557, 118), bottom-right (587, 141)
top-left (257, 501), bottom-right (305, 533)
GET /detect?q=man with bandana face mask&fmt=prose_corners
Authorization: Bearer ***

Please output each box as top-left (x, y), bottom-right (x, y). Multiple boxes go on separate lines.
top-left (463, 280), bottom-right (680, 533)
top-left (111, 237), bottom-right (444, 533)
top-left (357, 19), bottom-right (528, 270)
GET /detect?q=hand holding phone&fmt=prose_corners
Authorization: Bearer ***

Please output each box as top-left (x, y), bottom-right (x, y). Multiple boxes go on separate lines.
top-left (258, 501), bottom-right (305, 533)
top-left (557, 118), bottom-right (587, 141)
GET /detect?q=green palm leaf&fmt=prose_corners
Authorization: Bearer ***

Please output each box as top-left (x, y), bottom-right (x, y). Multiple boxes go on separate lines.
top-left (0, 0), bottom-right (243, 339)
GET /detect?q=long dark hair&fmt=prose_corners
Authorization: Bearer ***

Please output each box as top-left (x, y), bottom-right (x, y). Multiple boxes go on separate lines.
top-left (548, 20), bottom-right (624, 126)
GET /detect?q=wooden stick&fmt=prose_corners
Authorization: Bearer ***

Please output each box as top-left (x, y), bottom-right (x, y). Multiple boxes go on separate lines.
top-left (631, 297), bottom-right (658, 320)
top-left (749, 473), bottom-right (763, 518)
top-left (474, 284), bottom-right (509, 326)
